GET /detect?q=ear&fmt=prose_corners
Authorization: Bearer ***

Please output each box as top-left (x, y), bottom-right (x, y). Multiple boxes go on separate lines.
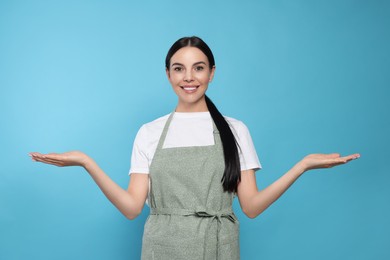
top-left (166, 68), bottom-right (170, 79)
top-left (209, 66), bottom-right (216, 82)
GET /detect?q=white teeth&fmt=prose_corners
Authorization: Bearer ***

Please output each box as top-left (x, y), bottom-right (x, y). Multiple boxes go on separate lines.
top-left (184, 87), bottom-right (196, 91)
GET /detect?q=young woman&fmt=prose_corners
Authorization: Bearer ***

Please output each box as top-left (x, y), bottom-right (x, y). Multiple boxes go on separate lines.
top-left (30, 36), bottom-right (360, 260)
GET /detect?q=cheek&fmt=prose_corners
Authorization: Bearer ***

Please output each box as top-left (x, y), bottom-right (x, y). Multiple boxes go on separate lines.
top-left (171, 72), bottom-right (184, 81)
top-left (197, 73), bottom-right (211, 83)
top-left (168, 74), bottom-right (180, 85)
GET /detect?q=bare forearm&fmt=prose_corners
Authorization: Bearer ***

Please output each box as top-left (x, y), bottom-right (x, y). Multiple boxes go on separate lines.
top-left (83, 158), bottom-right (141, 219)
top-left (240, 153), bottom-right (359, 218)
top-left (29, 151), bottom-right (145, 219)
top-left (246, 163), bottom-right (305, 218)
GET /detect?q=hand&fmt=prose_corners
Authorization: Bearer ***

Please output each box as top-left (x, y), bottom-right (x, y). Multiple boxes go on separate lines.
top-left (29, 151), bottom-right (90, 167)
top-left (297, 153), bottom-right (360, 172)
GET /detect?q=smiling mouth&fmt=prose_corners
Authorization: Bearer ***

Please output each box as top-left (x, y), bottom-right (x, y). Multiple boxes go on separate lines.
top-left (181, 86), bottom-right (199, 92)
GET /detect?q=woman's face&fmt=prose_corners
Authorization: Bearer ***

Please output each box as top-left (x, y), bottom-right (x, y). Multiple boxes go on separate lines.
top-left (166, 46), bottom-right (215, 112)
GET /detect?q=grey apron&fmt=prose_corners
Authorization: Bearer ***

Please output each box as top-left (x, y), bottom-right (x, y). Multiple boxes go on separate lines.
top-left (141, 112), bottom-right (240, 260)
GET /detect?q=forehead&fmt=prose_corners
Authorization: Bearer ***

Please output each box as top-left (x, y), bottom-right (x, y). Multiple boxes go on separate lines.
top-left (170, 47), bottom-right (209, 65)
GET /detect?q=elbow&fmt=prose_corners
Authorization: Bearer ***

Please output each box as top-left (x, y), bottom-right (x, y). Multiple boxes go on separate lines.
top-left (242, 207), bottom-right (259, 219)
top-left (242, 209), bottom-right (257, 219)
top-left (244, 211), bottom-right (258, 219)
top-left (124, 208), bottom-right (142, 220)
top-left (246, 213), bottom-right (257, 219)
top-left (125, 214), bottom-right (138, 220)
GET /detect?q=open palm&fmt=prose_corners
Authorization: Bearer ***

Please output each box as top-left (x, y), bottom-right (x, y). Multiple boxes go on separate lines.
top-left (29, 151), bottom-right (89, 167)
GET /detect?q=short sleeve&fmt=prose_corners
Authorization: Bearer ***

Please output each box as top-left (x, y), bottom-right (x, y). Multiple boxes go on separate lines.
top-left (231, 120), bottom-right (262, 172)
top-left (129, 125), bottom-right (150, 174)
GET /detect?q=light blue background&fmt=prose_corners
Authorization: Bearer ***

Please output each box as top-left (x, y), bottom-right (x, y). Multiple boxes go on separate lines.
top-left (1, 0), bottom-right (389, 259)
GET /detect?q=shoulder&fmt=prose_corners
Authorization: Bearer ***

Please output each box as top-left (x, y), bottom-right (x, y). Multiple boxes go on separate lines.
top-left (223, 116), bottom-right (250, 134)
top-left (133, 114), bottom-right (170, 146)
top-left (223, 116), bottom-right (254, 144)
top-left (137, 114), bottom-right (170, 135)
top-left (223, 115), bottom-right (261, 171)
top-left (224, 116), bottom-right (244, 126)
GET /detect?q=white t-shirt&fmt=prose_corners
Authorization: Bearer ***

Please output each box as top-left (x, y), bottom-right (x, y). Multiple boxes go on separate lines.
top-left (129, 112), bottom-right (261, 175)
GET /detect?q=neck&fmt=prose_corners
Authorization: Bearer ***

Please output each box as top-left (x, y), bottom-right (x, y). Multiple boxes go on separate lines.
top-left (175, 98), bottom-right (208, 112)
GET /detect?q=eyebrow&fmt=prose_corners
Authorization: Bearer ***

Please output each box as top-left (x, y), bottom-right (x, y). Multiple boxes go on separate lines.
top-left (171, 61), bottom-right (207, 67)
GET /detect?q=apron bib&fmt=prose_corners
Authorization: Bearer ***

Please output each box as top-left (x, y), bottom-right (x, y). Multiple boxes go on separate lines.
top-left (141, 112), bottom-right (240, 260)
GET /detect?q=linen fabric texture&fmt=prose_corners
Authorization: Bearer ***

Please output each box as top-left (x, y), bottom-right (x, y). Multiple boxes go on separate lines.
top-left (141, 112), bottom-right (240, 259)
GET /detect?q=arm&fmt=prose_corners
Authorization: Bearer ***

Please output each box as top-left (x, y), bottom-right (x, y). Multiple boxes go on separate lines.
top-left (237, 153), bottom-right (360, 219)
top-left (29, 151), bottom-right (148, 220)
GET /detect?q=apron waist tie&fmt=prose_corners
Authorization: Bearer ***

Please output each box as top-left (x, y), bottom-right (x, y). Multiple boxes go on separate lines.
top-left (150, 207), bottom-right (237, 260)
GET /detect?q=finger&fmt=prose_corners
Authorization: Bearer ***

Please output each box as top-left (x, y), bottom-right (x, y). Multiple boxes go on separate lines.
top-left (310, 153), bottom-right (340, 159)
top-left (47, 152), bottom-right (59, 156)
top-left (30, 152), bottom-right (47, 159)
top-left (316, 153), bottom-right (340, 159)
top-left (325, 163), bottom-right (342, 168)
top-left (29, 152), bottom-right (67, 166)
top-left (30, 152), bottom-right (61, 159)
top-left (341, 153), bottom-right (360, 162)
top-left (41, 157), bottom-right (67, 166)
top-left (319, 157), bottom-right (348, 167)
top-left (30, 154), bottom-right (46, 162)
top-left (327, 153), bottom-right (341, 158)
top-left (32, 154), bottom-right (63, 163)
top-left (327, 156), bottom-right (357, 167)
top-left (42, 153), bottom-right (64, 160)
top-left (33, 157), bottom-right (63, 167)
top-left (29, 152), bottom-right (42, 158)
top-left (350, 153), bottom-right (361, 159)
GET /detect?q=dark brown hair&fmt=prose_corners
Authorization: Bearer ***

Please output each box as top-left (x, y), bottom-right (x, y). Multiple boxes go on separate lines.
top-left (165, 36), bottom-right (241, 193)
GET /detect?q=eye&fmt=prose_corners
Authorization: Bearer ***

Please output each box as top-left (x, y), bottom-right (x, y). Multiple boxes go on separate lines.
top-left (194, 66), bottom-right (204, 71)
top-left (173, 66), bottom-right (183, 72)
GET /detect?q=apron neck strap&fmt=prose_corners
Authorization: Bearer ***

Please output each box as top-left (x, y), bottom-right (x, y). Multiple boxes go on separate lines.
top-left (156, 111), bottom-right (175, 150)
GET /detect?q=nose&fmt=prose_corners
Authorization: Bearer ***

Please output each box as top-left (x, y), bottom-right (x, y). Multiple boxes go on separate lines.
top-left (184, 70), bottom-right (194, 82)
